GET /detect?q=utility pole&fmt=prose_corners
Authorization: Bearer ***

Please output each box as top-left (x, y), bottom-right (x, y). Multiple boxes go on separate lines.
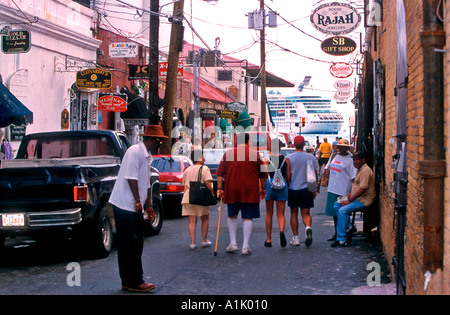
top-left (148, 0), bottom-right (160, 125)
top-left (161, 0), bottom-right (184, 154)
top-left (259, 0), bottom-right (267, 129)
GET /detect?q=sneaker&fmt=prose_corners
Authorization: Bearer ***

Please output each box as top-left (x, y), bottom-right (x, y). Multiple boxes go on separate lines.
top-left (305, 228), bottom-right (313, 247)
top-left (290, 236), bottom-right (300, 246)
top-left (201, 240), bottom-right (212, 247)
top-left (127, 282), bottom-right (156, 293)
top-left (189, 244), bottom-right (196, 250)
top-left (226, 243), bottom-right (238, 253)
top-left (280, 231), bottom-right (287, 248)
top-left (331, 240), bottom-right (350, 248)
top-left (241, 247), bottom-right (252, 255)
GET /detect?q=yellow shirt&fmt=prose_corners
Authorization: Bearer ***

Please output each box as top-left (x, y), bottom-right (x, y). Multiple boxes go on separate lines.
top-left (319, 142), bottom-right (332, 158)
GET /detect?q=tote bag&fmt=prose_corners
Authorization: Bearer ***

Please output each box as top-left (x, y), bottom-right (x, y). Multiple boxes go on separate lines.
top-left (307, 159), bottom-right (317, 192)
top-left (189, 165), bottom-right (218, 206)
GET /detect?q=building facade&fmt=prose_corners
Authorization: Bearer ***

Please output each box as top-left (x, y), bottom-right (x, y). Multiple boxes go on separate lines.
top-left (361, 0), bottom-right (449, 294)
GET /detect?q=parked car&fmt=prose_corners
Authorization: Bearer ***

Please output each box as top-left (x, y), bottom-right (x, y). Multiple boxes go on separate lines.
top-left (304, 140), bottom-right (315, 155)
top-left (203, 148), bottom-right (227, 195)
top-left (280, 140), bottom-right (315, 156)
top-left (151, 155), bottom-right (193, 217)
top-left (0, 130), bottom-right (163, 259)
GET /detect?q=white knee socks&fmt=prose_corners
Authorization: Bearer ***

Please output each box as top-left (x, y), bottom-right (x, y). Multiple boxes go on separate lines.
top-left (227, 219), bottom-right (253, 249)
top-left (228, 218), bottom-right (238, 245)
top-left (243, 220), bottom-right (253, 249)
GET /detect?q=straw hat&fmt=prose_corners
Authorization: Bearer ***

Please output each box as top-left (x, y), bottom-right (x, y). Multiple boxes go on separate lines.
top-left (337, 138), bottom-right (351, 148)
top-left (139, 125), bottom-right (167, 138)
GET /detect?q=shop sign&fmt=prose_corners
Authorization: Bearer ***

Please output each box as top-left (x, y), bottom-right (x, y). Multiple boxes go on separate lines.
top-left (109, 42), bottom-right (138, 58)
top-left (128, 64), bottom-right (149, 80)
top-left (321, 36), bottom-right (357, 56)
top-left (334, 90), bottom-right (352, 101)
top-left (76, 68), bottom-right (112, 89)
top-left (218, 109), bottom-right (239, 120)
top-left (334, 80), bottom-right (353, 91)
top-left (159, 62), bottom-right (184, 79)
top-left (200, 108), bottom-right (218, 117)
top-left (330, 62), bottom-right (353, 78)
top-left (61, 109), bottom-right (70, 129)
top-left (1, 29), bottom-right (31, 54)
top-left (98, 93), bottom-right (128, 112)
top-left (310, 2), bottom-right (361, 35)
top-left (226, 101), bottom-right (247, 113)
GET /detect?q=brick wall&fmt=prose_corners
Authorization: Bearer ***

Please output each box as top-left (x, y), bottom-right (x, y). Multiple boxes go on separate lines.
top-left (366, 0), bottom-right (449, 294)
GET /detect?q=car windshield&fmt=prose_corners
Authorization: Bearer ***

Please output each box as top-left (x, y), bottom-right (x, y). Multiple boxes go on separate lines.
top-left (151, 157), bottom-right (181, 172)
top-left (23, 136), bottom-right (116, 159)
top-left (203, 149), bottom-right (227, 163)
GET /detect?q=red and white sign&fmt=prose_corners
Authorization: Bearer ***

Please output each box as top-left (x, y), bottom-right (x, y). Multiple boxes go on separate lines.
top-left (334, 90), bottom-right (352, 101)
top-left (98, 94), bottom-right (127, 112)
top-left (330, 62), bottom-right (353, 78)
top-left (159, 62), bottom-right (184, 79)
top-left (334, 80), bottom-right (353, 90)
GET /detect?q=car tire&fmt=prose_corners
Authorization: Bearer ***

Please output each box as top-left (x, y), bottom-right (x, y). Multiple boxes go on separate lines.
top-left (144, 198), bottom-right (163, 236)
top-left (93, 203), bottom-right (114, 258)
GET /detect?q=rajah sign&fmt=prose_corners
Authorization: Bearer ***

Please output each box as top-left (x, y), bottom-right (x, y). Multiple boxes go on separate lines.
top-left (310, 2), bottom-right (361, 35)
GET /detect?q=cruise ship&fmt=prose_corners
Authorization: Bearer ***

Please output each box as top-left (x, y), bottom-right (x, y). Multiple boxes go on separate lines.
top-left (267, 91), bottom-right (345, 134)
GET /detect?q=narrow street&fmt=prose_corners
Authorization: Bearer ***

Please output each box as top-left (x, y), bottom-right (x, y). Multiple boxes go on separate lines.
top-left (0, 186), bottom-right (392, 296)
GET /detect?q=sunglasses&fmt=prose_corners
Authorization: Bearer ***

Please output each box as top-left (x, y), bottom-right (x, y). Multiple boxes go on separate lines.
top-left (150, 137), bottom-right (163, 145)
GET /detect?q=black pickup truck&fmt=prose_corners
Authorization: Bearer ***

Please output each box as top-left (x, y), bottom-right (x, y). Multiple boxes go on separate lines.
top-left (0, 130), bottom-right (163, 258)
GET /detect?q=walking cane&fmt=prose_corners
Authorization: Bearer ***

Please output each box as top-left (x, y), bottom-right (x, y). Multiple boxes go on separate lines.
top-left (214, 196), bottom-right (223, 256)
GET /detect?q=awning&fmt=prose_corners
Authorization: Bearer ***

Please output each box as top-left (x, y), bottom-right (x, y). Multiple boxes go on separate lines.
top-left (235, 110), bottom-right (251, 129)
top-left (0, 82), bottom-right (33, 128)
top-left (219, 118), bottom-right (231, 132)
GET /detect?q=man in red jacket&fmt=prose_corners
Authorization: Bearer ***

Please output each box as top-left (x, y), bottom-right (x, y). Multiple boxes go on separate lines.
top-left (216, 133), bottom-right (267, 255)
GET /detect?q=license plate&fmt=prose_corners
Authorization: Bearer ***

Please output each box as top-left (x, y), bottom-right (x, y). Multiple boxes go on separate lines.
top-left (2, 214), bottom-right (25, 227)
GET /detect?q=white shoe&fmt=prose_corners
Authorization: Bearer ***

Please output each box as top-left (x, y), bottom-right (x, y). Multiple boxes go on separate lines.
top-left (202, 240), bottom-right (212, 247)
top-left (290, 236), bottom-right (300, 246)
top-left (189, 244), bottom-right (196, 250)
top-left (241, 247), bottom-right (252, 255)
top-left (226, 243), bottom-right (238, 252)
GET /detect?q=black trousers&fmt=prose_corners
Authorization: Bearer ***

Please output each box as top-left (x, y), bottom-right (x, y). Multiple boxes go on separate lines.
top-left (112, 206), bottom-right (144, 288)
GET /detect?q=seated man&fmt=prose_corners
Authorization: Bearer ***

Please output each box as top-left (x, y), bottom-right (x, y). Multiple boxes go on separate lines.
top-left (331, 151), bottom-right (375, 247)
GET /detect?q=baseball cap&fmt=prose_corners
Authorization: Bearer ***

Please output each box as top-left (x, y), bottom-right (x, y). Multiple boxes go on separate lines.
top-left (294, 135), bottom-right (305, 147)
top-left (352, 151), bottom-right (365, 159)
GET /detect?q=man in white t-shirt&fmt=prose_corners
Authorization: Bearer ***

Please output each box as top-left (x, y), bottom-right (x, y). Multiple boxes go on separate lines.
top-left (109, 125), bottom-right (167, 293)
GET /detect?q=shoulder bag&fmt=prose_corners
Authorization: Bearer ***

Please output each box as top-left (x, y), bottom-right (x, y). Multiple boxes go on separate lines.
top-left (189, 165), bottom-right (218, 206)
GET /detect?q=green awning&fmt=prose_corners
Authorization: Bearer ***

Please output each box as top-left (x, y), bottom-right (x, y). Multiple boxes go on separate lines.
top-left (235, 110), bottom-right (251, 128)
top-left (0, 82), bottom-right (33, 128)
top-left (219, 118), bottom-right (231, 132)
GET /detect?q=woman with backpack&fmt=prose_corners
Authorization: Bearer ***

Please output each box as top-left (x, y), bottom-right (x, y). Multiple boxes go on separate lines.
top-left (264, 139), bottom-right (288, 248)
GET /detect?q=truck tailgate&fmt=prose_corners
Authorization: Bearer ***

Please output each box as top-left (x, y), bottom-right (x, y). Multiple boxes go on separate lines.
top-left (0, 166), bottom-right (76, 212)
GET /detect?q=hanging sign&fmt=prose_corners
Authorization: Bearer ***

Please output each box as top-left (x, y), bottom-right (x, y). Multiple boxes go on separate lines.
top-left (321, 36), bottom-right (357, 56)
top-left (218, 110), bottom-right (239, 120)
top-left (334, 80), bottom-right (354, 91)
top-left (158, 62), bottom-right (184, 79)
top-left (310, 2), bottom-right (361, 35)
top-left (76, 68), bottom-right (112, 89)
top-left (98, 93), bottom-right (128, 112)
top-left (226, 101), bottom-right (247, 113)
top-left (330, 62), bottom-right (353, 78)
top-left (1, 29), bottom-right (31, 54)
top-left (109, 42), bottom-right (138, 58)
